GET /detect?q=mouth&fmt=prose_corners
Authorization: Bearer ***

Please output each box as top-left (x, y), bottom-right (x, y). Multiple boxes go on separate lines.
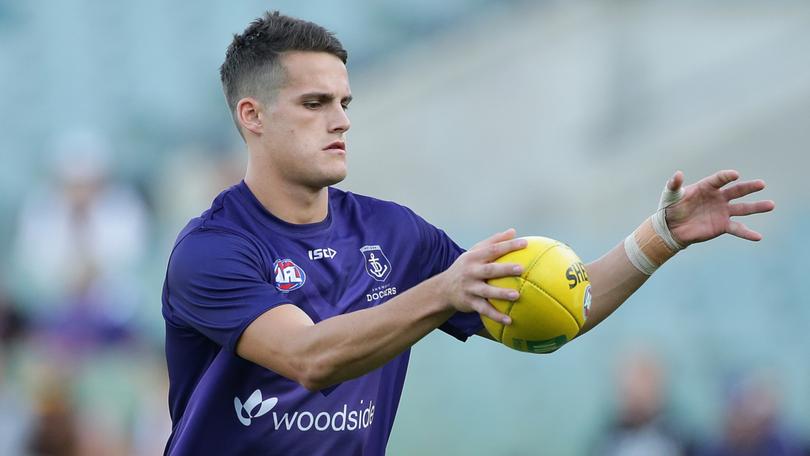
top-left (323, 141), bottom-right (346, 153)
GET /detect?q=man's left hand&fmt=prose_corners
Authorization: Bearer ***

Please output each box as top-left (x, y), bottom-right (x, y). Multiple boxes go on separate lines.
top-left (664, 169), bottom-right (775, 246)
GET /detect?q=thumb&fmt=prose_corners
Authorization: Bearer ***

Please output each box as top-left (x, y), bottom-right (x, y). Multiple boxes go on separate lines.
top-left (659, 171), bottom-right (685, 209)
top-left (668, 170), bottom-right (684, 192)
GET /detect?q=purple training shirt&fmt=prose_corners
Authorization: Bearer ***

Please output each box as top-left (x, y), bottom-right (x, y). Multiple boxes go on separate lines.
top-left (162, 181), bottom-right (482, 455)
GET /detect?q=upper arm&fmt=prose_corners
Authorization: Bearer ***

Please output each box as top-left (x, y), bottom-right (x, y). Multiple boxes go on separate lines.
top-left (165, 230), bottom-right (291, 353)
top-left (236, 304), bottom-right (316, 383)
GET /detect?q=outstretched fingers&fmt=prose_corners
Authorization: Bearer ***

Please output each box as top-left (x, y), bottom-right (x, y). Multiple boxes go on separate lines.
top-left (726, 220), bottom-right (763, 241)
top-left (722, 179), bottom-right (766, 201)
top-left (705, 169), bottom-right (740, 189)
top-left (729, 200), bottom-right (776, 217)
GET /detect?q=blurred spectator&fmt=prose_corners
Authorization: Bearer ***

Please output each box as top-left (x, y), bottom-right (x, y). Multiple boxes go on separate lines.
top-left (6, 128), bottom-right (157, 454)
top-left (0, 287), bottom-right (33, 455)
top-left (26, 371), bottom-right (79, 456)
top-left (698, 372), bottom-right (804, 456)
top-left (0, 348), bottom-right (34, 456)
top-left (38, 261), bottom-right (136, 354)
top-left (0, 285), bottom-right (27, 347)
top-left (10, 127), bottom-right (150, 338)
top-left (592, 350), bottom-right (689, 456)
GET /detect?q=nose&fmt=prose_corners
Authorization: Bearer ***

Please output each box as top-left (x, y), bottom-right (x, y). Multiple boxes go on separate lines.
top-left (328, 104), bottom-right (351, 134)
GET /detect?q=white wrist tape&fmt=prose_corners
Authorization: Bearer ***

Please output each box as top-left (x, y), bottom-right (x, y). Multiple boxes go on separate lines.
top-left (658, 183), bottom-right (685, 209)
top-left (655, 184), bottom-right (686, 251)
top-left (624, 181), bottom-right (686, 275)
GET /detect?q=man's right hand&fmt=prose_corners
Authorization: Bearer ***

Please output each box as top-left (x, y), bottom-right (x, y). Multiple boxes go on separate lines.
top-left (437, 229), bottom-right (527, 325)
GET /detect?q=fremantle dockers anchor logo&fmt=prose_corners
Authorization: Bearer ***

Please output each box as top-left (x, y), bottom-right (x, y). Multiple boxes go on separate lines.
top-left (360, 245), bottom-right (392, 282)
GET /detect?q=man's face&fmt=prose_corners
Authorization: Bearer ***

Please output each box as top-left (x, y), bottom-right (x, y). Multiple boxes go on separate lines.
top-left (258, 51), bottom-right (352, 190)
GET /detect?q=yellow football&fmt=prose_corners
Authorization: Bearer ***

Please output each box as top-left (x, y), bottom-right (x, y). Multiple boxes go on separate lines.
top-left (482, 236), bottom-right (592, 353)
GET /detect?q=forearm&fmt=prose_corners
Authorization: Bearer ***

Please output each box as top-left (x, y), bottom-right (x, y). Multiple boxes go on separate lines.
top-left (239, 232), bottom-right (525, 390)
top-left (576, 242), bottom-right (653, 336)
top-left (276, 274), bottom-right (454, 390)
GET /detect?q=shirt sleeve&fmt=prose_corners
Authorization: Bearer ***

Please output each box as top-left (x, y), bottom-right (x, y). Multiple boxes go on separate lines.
top-left (406, 208), bottom-right (484, 341)
top-left (164, 229), bottom-right (292, 353)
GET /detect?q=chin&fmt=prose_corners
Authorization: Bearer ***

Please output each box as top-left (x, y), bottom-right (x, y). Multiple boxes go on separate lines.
top-left (324, 172), bottom-right (347, 187)
top-left (311, 169), bottom-right (347, 188)
top-left (326, 165), bottom-right (348, 185)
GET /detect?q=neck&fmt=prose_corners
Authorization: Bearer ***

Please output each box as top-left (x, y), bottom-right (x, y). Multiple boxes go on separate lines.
top-left (244, 166), bottom-right (329, 225)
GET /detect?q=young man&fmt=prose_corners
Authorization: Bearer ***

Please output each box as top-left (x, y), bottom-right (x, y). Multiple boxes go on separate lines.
top-left (161, 11), bottom-right (775, 455)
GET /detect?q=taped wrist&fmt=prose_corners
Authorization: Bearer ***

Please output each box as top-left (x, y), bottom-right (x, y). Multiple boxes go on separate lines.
top-left (624, 215), bottom-right (680, 275)
top-left (624, 180), bottom-right (686, 275)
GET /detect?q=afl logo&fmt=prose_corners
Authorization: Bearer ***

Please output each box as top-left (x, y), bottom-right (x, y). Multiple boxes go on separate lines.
top-left (273, 259), bottom-right (306, 293)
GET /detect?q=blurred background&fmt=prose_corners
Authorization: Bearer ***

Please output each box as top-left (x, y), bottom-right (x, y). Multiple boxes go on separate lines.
top-left (0, 0), bottom-right (808, 454)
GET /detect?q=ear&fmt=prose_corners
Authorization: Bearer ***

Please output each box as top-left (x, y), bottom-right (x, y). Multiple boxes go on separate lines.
top-left (236, 97), bottom-right (263, 136)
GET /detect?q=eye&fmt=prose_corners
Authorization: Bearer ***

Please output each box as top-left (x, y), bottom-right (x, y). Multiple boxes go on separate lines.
top-left (341, 103), bottom-right (350, 111)
top-left (303, 101), bottom-right (321, 110)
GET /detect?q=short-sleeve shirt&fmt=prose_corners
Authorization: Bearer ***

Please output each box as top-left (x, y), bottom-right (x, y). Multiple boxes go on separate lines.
top-left (162, 181), bottom-right (482, 455)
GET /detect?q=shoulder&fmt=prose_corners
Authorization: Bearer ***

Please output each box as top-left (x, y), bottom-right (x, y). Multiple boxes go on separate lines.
top-left (172, 183), bottom-right (265, 257)
top-left (169, 227), bottom-right (265, 280)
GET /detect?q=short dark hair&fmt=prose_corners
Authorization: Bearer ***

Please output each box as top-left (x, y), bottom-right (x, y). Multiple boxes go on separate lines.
top-left (220, 11), bottom-right (348, 132)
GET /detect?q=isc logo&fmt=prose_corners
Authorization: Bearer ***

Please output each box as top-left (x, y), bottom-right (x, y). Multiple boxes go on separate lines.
top-left (273, 259), bottom-right (306, 292)
top-left (308, 248), bottom-right (337, 260)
